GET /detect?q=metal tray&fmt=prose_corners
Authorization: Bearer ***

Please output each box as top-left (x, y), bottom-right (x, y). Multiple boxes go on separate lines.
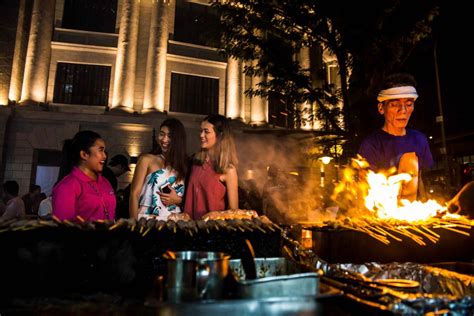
top-left (229, 257), bottom-right (320, 299)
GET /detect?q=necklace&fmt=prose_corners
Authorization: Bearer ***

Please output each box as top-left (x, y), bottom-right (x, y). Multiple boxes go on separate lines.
top-left (87, 182), bottom-right (110, 220)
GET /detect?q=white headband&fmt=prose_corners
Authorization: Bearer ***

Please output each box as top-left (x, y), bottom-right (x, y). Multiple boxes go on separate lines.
top-left (377, 86), bottom-right (418, 102)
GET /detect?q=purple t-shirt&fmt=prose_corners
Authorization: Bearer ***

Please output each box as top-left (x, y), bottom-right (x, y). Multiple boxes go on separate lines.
top-left (358, 129), bottom-right (433, 171)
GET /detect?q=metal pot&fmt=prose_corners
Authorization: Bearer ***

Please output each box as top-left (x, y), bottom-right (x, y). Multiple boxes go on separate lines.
top-left (165, 251), bottom-right (231, 302)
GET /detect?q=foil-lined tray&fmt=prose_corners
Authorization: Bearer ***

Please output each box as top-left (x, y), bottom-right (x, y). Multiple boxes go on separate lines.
top-left (229, 258), bottom-right (321, 299)
top-left (317, 262), bottom-right (473, 297)
top-left (314, 260), bottom-right (474, 314)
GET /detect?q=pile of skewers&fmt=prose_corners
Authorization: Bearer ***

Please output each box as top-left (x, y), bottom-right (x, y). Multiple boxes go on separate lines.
top-left (304, 214), bottom-right (473, 245)
top-left (0, 216), bottom-right (282, 236)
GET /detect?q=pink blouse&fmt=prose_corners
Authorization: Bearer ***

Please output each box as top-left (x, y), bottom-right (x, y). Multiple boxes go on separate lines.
top-left (52, 167), bottom-right (116, 221)
top-left (184, 161), bottom-right (226, 220)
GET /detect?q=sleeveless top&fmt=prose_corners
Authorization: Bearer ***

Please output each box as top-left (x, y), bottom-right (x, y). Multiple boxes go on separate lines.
top-left (184, 160), bottom-right (226, 220)
top-left (138, 165), bottom-right (185, 220)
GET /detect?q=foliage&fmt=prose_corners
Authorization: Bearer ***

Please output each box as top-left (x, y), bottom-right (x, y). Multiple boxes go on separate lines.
top-left (214, 0), bottom-right (439, 157)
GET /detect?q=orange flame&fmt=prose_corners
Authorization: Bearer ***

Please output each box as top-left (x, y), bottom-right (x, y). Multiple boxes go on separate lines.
top-left (332, 157), bottom-right (448, 223)
top-left (365, 170), bottom-right (445, 221)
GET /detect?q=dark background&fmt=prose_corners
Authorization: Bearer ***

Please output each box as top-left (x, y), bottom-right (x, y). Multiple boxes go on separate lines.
top-left (408, 3), bottom-right (472, 139)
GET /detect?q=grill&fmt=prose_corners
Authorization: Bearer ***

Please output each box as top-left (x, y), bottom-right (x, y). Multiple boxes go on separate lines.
top-left (0, 218), bottom-right (282, 299)
top-left (309, 225), bottom-right (474, 263)
top-left (0, 217), bottom-right (472, 314)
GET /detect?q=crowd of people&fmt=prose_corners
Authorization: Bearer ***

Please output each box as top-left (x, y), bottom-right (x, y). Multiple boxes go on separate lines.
top-left (1, 73), bottom-right (473, 222)
top-left (0, 114), bottom-right (241, 222)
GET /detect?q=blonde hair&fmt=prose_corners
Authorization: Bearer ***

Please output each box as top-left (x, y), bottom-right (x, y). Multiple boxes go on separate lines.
top-left (194, 115), bottom-right (238, 173)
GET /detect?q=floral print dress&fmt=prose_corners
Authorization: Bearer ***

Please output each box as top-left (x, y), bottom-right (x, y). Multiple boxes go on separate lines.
top-left (138, 167), bottom-right (185, 220)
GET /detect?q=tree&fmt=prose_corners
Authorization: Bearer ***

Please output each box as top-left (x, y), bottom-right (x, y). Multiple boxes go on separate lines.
top-left (214, 0), bottom-right (439, 158)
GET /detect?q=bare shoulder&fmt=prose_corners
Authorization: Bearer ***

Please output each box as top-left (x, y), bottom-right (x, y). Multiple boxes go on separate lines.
top-left (135, 154), bottom-right (155, 171)
top-left (139, 153), bottom-right (155, 161)
top-left (225, 165), bottom-right (238, 178)
top-left (138, 153), bottom-right (162, 164)
top-left (139, 153), bottom-right (165, 170)
top-left (226, 164), bottom-right (237, 173)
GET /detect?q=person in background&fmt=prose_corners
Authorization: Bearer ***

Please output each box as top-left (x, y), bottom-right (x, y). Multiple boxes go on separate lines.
top-left (115, 184), bottom-right (131, 219)
top-left (358, 73), bottom-right (433, 201)
top-left (129, 118), bottom-right (187, 220)
top-left (22, 184), bottom-right (41, 215)
top-left (38, 195), bottom-right (52, 220)
top-left (184, 115), bottom-right (239, 219)
top-left (102, 154), bottom-right (131, 193)
top-left (52, 130), bottom-right (116, 221)
top-left (1, 180), bottom-right (26, 221)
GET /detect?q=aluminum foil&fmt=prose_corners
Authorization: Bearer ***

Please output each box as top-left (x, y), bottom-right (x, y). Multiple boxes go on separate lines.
top-left (314, 260), bottom-right (474, 315)
top-left (318, 262), bottom-right (473, 296)
top-left (391, 295), bottom-right (473, 315)
top-left (281, 225), bottom-right (474, 314)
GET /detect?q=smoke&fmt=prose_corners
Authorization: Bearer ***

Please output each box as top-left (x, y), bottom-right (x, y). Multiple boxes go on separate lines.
top-left (234, 133), bottom-right (336, 224)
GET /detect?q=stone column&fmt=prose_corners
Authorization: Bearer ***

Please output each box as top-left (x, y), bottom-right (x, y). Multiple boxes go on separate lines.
top-left (143, 0), bottom-right (169, 112)
top-left (20, 0), bottom-right (55, 105)
top-left (225, 57), bottom-right (244, 120)
top-left (111, 0), bottom-right (140, 111)
top-left (297, 46), bottom-right (313, 130)
top-left (250, 60), bottom-right (267, 125)
top-left (8, 0), bottom-right (30, 102)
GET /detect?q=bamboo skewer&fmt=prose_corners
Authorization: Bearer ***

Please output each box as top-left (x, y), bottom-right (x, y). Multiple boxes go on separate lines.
top-left (440, 226), bottom-right (471, 236)
top-left (315, 213), bottom-right (472, 245)
top-left (374, 226), bottom-right (403, 242)
top-left (409, 226), bottom-right (438, 244)
top-left (420, 225), bottom-right (440, 238)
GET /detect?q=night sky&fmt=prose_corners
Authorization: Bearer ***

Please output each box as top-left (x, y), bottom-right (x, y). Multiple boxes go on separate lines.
top-left (408, 3), bottom-right (472, 139)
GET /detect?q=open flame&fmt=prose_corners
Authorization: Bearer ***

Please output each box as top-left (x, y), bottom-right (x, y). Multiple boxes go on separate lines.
top-left (332, 157), bottom-right (447, 223)
top-left (325, 157), bottom-right (472, 244)
top-left (364, 170), bottom-right (446, 222)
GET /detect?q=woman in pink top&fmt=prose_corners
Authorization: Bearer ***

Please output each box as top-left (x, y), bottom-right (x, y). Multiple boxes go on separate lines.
top-left (184, 115), bottom-right (239, 219)
top-left (52, 130), bottom-right (116, 221)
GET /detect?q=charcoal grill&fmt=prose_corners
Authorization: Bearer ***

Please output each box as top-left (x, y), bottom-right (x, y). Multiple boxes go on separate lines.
top-left (310, 226), bottom-right (474, 263)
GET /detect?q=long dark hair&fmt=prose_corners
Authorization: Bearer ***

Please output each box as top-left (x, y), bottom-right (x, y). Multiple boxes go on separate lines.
top-left (150, 118), bottom-right (187, 181)
top-left (194, 115), bottom-right (238, 173)
top-left (57, 130), bottom-right (102, 183)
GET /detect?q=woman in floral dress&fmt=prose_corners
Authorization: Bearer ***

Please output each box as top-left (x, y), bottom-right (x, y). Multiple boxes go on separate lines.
top-left (129, 118), bottom-right (187, 220)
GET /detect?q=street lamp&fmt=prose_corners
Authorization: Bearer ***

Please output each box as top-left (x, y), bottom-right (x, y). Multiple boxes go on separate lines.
top-left (321, 156), bottom-right (332, 165)
top-left (319, 156), bottom-right (332, 187)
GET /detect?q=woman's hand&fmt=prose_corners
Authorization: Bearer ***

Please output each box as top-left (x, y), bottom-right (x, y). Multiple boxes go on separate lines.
top-left (158, 185), bottom-right (182, 206)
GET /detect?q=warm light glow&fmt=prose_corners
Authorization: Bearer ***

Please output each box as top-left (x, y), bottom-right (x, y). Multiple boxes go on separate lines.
top-left (8, 76), bottom-right (21, 102)
top-left (301, 229), bottom-right (312, 248)
top-left (328, 157), bottom-right (472, 244)
top-left (332, 157), bottom-right (456, 223)
top-left (245, 169), bottom-right (254, 180)
top-left (320, 156), bottom-right (332, 165)
top-left (289, 171), bottom-right (299, 176)
top-left (365, 170), bottom-right (445, 221)
top-left (0, 94), bottom-right (7, 105)
top-left (225, 57), bottom-right (243, 119)
top-left (127, 144), bottom-right (140, 158)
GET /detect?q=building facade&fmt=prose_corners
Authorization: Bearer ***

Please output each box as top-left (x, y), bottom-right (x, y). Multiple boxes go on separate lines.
top-left (0, 0), bottom-right (341, 195)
